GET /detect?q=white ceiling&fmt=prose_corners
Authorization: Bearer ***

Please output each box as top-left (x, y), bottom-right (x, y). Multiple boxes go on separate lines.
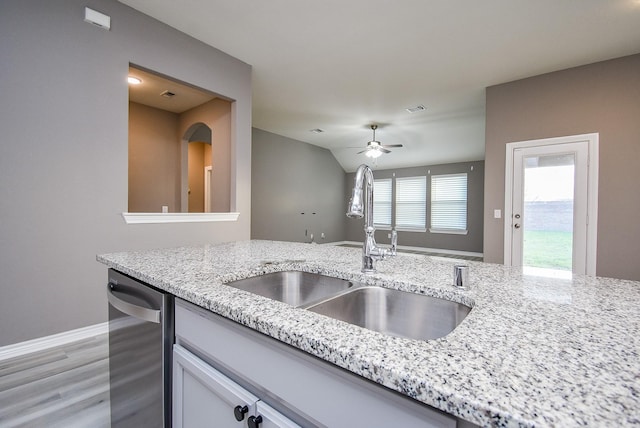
top-left (119, 0), bottom-right (640, 172)
top-left (128, 66), bottom-right (217, 113)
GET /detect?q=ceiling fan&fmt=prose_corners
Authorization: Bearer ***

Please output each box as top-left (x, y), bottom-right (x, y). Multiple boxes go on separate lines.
top-left (356, 125), bottom-right (403, 158)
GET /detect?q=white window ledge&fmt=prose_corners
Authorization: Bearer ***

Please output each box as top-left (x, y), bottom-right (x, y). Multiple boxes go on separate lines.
top-left (429, 228), bottom-right (468, 235)
top-left (122, 212), bottom-right (240, 224)
top-left (396, 227), bottom-right (427, 233)
top-left (374, 225), bottom-right (393, 230)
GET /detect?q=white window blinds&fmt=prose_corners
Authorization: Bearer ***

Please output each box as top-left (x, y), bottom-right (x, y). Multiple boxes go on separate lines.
top-left (395, 176), bottom-right (426, 230)
top-left (373, 178), bottom-right (392, 227)
top-left (430, 173), bottom-right (468, 232)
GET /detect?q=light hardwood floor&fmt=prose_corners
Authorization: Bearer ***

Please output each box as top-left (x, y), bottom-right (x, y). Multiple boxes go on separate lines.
top-left (0, 334), bottom-right (110, 428)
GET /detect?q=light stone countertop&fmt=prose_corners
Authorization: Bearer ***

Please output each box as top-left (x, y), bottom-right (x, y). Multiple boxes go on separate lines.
top-left (97, 240), bottom-right (640, 427)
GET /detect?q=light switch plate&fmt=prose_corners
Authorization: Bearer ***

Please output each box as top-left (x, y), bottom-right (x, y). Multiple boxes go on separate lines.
top-left (494, 209), bottom-right (502, 219)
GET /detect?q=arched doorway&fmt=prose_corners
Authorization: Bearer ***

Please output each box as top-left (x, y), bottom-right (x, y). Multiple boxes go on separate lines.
top-left (182, 123), bottom-right (212, 213)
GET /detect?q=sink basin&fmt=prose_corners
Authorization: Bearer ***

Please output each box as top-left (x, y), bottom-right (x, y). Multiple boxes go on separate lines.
top-left (227, 271), bottom-right (470, 341)
top-left (226, 271), bottom-right (355, 307)
top-left (306, 286), bottom-right (471, 341)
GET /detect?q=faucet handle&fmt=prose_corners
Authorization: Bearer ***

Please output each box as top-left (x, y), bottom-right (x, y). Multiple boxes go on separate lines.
top-left (390, 229), bottom-right (398, 255)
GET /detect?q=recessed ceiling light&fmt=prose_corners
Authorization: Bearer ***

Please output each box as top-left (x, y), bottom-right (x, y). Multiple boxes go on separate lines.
top-left (127, 76), bottom-right (142, 85)
top-left (406, 105), bottom-right (426, 113)
top-left (309, 128), bottom-right (324, 134)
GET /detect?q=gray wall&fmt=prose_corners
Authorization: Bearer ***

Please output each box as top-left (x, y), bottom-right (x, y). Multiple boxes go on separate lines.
top-left (345, 162), bottom-right (484, 253)
top-left (251, 128), bottom-right (346, 243)
top-left (0, 0), bottom-right (252, 346)
top-left (484, 54), bottom-right (640, 281)
top-left (179, 98), bottom-right (233, 213)
top-left (129, 102), bottom-right (181, 212)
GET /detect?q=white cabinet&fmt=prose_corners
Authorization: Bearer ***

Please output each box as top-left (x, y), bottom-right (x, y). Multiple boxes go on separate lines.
top-left (252, 402), bottom-right (301, 428)
top-left (173, 344), bottom-right (299, 428)
top-left (174, 298), bottom-right (463, 428)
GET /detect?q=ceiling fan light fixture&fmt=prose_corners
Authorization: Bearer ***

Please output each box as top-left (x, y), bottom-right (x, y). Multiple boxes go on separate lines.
top-left (354, 124), bottom-right (402, 157)
top-left (365, 149), bottom-right (383, 158)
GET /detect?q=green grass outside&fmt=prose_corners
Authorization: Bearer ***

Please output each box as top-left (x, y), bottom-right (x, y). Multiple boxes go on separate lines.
top-left (523, 230), bottom-right (573, 271)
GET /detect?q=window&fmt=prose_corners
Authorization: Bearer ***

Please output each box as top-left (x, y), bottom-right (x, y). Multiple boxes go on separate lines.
top-left (430, 173), bottom-right (468, 234)
top-left (373, 178), bottom-right (392, 228)
top-left (395, 176), bottom-right (427, 231)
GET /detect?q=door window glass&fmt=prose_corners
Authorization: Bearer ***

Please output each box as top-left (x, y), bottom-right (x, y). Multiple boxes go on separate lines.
top-left (523, 154), bottom-right (575, 271)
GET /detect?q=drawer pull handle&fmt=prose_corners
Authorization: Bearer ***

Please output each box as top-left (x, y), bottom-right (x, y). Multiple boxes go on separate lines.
top-left (248, 415), bottom-right (263, 428)
top-left (233, 405), bottom-right (248, 421)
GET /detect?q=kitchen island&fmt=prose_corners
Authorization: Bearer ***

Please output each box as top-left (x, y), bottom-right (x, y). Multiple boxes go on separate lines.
top-left (98, 240), bottom-right (640, 427)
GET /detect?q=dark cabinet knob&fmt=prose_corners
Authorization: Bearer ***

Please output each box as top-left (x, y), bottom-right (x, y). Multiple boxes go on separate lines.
top-left (233, 405), bottom-right (248, 421)
top-left (247, 415), bottom-right (263, 428)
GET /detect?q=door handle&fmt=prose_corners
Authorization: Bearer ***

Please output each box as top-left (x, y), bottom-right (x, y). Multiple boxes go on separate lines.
top-left (107, 284), bottom-right (161, 323)
top-left (514, 223), bottom-right (521, 229)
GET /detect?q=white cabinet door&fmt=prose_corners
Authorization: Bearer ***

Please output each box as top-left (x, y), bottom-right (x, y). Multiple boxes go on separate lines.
top-left (173, 345), bottom-right (300, 428)
top-left (173, 345), bottom-right (258, 428)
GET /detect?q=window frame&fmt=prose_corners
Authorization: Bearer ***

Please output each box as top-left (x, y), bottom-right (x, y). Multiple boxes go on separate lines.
top-left (429, 172), bottom-right (468, 235)
top-left (394, 176), bottom-right (427, 232)
top-left (372, 178), bottom-right (392, 229)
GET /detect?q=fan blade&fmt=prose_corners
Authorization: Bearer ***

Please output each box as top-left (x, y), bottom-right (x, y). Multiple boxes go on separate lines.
top-left (379, 148), bottom-right (391, 154)
top-left (380, 144), bottom-right (403, 148)
top-left (356, 149), bottom-right (368, 154)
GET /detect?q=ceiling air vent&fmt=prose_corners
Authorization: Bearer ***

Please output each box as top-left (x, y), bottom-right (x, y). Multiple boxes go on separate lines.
top-left (406, 104), bottom-right (426, 113)
top-left (309, 128), bottom-right (324, 134)
top-left (160, 90), bottom-right (176, 98)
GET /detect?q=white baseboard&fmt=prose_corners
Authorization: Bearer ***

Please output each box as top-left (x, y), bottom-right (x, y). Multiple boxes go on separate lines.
top-left (0, 322), bottom-right (109, 362)
top-left (328, 241), bottom-right (483, 258)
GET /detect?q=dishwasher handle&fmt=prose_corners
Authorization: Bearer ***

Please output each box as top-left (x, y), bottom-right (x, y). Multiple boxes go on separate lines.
top-left (107, 283), bottom-right (162, 323)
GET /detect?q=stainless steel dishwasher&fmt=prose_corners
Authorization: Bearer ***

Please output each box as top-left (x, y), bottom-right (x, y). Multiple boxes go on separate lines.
top-left (107, 269), bottom-right (173, 428)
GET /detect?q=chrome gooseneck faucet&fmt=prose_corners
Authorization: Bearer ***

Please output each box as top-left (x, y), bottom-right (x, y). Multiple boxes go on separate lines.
top-left (347, 164), bottom-right (397, 273)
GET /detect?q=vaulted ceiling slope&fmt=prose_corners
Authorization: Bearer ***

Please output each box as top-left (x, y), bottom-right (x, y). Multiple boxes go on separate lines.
top-left (119, 0), bottom-right (640, 172)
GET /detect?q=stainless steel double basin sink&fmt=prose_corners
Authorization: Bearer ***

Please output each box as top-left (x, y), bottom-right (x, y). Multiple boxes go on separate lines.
top-left (226, 271), bottom-right (471, 341)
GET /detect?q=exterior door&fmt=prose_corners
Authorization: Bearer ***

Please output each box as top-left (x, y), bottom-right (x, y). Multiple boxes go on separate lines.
top-left (505, 134), bottom-right (598, 276)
